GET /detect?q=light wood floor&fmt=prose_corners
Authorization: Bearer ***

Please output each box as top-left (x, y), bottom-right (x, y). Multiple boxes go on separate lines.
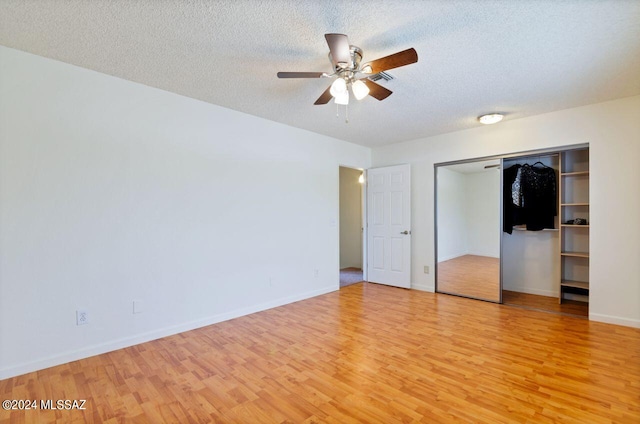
top-left (2, 283), bottom-right (639, 423)
top-left (503, 290), bottom-right (589, 318)
top-left (437, 255), bottom-right (500, 301)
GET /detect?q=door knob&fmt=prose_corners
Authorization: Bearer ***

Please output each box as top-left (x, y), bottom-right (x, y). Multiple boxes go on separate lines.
top-left (400, 230), bottom-right (411, 235)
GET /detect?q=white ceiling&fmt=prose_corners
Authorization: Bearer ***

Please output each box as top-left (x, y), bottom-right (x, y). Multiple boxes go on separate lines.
top-left (1, 1), bottom-right (639, 148)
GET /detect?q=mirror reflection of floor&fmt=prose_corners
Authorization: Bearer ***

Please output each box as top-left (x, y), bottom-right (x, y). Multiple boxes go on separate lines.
top-left (437, 255), bottom-right (588, 317)
top-left (502, 290), bottom-right (588, 317)
top-left (437, 255), bottom-right (500, 301)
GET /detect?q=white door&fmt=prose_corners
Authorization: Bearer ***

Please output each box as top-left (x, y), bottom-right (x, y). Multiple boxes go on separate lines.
top-left (366, 164), bottom-right (411, 288)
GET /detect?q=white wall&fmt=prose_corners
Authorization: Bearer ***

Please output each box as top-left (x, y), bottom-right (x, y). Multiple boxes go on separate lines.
top-left (372, 95), bottom-right (640, 328)
top-left (502, 231), bottom-right (560, 297)
top-left (0, 46), bottom-right (371, 379)
top-left (339, 167), bottom-right (362, 269)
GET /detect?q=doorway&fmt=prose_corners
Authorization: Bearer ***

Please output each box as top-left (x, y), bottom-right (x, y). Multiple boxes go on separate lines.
top-left (339, 166), bottom-right (364, 287)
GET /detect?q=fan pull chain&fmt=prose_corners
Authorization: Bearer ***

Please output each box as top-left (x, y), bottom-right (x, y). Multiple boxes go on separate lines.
top-left (334, 103), bottom-right (349, 124)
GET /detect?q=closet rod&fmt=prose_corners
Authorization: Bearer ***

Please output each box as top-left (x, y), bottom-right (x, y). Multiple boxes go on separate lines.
top-left (519, 153), bottom-right (559, 159)
top-left (504, 153), bottom-right (559, 164)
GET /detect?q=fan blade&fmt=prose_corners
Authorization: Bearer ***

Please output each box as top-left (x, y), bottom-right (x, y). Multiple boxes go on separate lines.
top-left (277, 72), bottom-right (326, 78)
top-left (325, 33), bottom-right (351, 68)
top-left (314, 86), bottom-right (333, 105)
top-left (363, 80), bottom-right (393, 101)
top-left (362, 48), bottom-right (418, 74)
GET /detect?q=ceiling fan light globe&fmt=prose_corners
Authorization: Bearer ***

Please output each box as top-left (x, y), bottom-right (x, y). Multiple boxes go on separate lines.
top-left (352, 80), bottom-right (370, 100)
top-left (330, 78), bottom-right (348, 97)
top-left (335, 91), bottom-right (349, 105)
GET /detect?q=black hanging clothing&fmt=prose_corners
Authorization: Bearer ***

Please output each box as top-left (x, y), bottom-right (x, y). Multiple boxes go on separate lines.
top-left (503, 163), bottom-right (557, 233)
top-left (503, 164), bottom-right (521, 234)
top-left (521, 164), bottom-right (556, 231)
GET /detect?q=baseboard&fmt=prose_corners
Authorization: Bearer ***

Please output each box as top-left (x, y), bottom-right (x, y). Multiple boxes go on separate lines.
top-left (466, 250), bottom-right (500, 259)
top-left (589, 312), bottom-right (640, 328)
top-left (0, 286), bottom-right (337, 380)
top-left (437, 252), bottom-right (467, 263)
top-left (411, 283), bottom-right (434, 292)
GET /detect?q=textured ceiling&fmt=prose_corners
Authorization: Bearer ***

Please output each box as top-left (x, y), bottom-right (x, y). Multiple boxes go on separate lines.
top-left (1, 0), bottom-right (639, 147)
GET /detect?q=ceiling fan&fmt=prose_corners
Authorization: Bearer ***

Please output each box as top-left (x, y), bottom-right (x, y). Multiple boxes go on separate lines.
top-left (277, 33), bottom-right (418, 106)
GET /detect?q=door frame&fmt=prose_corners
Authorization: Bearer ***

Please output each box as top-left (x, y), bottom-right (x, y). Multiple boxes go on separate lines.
top-left (338, 165), bottom-right (368, 285)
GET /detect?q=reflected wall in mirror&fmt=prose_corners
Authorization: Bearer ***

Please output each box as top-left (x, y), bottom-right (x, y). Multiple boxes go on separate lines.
top-left (436, 159), bottom-right (501, 302)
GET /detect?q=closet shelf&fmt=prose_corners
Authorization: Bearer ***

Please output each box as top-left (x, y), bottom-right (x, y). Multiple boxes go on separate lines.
top-left (561, 170), bottom-right (589, 177)
top-left (561, 203), bottom-right (589, 207)
top-left (561, 251), bottom-right (589, 258)
top-left (561, 280), bottom-right (589, 290)
top-left (561, 224), bottom-right (590, 228)
top-left (512, 226), bottom-right (558, 232)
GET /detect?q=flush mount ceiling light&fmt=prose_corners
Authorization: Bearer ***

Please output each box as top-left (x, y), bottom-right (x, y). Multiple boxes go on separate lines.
top-left (478, 113), bottom-right (504, 125)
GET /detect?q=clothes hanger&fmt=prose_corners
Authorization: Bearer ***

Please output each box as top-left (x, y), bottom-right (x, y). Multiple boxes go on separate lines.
top-left (531, 161), bottom-right (551, 168)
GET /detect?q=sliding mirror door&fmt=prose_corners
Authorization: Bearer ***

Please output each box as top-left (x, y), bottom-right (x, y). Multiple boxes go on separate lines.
top-left (435, 159), bottom-right (501, 302)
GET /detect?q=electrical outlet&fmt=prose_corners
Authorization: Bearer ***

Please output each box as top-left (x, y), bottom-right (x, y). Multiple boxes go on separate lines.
top-left (133, 301), bottom-right (143, 314)
top-left (424, 266), bottom-right (429, 274)
top-left (76, 310), bottom-right (89, 325)
top-left (314, 269), bottom-right (319, 278)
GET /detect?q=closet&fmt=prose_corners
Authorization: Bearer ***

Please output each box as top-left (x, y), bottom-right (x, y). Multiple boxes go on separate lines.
top-left (502, 154), bottom-right (560, 302)
top-left (502, 147), bottom-right (589, 311)
top-left (435, 145), bottom-right (589, 315)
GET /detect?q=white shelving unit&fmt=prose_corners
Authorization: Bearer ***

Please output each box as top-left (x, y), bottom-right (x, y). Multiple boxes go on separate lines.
top-left (559, 149), bottom-right (590, 304)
